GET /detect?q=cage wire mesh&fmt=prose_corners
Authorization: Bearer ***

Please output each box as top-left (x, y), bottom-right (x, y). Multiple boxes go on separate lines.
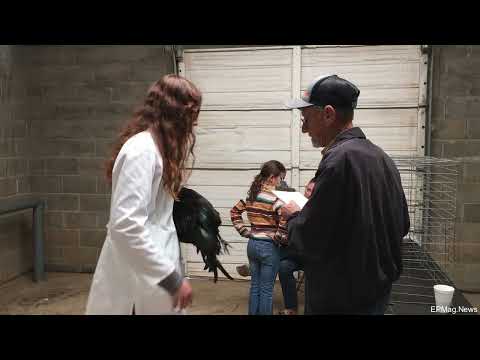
top-left (389, 156), bottom-right (460, 309)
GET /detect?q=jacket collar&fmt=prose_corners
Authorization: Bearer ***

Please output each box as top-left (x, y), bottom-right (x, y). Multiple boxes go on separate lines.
top-left (321, 127), bottom-right (366, 155)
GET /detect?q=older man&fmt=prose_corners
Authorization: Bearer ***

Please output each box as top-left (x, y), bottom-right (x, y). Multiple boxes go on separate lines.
top-left (281, 75), bottom-right (410, 314)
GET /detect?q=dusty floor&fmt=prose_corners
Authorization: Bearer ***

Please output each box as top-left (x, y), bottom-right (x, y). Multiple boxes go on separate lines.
top-left (1, 272), bottom-right (479, 315)
top-left (0, 272), bottom-right (304, 315)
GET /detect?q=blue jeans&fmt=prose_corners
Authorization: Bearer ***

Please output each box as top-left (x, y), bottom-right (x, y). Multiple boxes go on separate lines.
top-left (278, 247), bottom-right (302, 311)
top-left (247, 238), bottom-right (280, 315)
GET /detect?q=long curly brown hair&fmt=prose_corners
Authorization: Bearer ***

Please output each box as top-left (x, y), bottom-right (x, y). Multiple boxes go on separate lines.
top-left (105, 74), bottom-right (202, 200)
top-left (247, 160), bottom-right (286, 202)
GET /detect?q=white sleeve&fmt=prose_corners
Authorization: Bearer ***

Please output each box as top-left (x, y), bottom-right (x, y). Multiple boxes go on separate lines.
top-left (108, 146), bottom-right (182, 293)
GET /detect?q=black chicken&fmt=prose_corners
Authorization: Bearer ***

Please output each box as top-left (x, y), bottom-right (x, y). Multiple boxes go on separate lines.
top-left (173, 187), bottom-right (234, 282)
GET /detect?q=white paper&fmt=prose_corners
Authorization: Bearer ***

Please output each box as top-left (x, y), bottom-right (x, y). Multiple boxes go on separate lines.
top-left (272, 190), bottom-right (309, 209)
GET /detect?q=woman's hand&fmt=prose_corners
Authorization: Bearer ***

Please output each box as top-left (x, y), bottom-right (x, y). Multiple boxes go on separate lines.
top-left (172, 278), bottom-right (193, 310)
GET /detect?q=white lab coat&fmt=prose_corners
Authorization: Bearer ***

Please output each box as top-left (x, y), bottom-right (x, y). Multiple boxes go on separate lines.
top-left (86, 131), bottom-right (184, 315)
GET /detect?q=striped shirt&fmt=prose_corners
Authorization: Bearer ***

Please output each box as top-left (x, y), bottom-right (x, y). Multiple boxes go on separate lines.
top-left (230, 185), bottom-right (288, 246)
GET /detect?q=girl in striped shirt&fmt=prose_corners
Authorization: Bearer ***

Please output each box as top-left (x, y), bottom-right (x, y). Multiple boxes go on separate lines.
top-left (230, 160), bottom-right (287, 315)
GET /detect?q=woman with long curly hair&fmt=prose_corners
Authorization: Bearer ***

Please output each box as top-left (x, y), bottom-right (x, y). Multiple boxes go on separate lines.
top-left (230, 160), bottom-right (287, 315)
top-left (86, 74), bottom-right (201, 315)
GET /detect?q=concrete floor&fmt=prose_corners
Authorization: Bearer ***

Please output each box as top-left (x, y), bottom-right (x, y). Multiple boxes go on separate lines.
top-left (1, 272), bottom-right (479, 315)
top-left (461, 292), bottom-right (480, 311)
top-left (0, 272), bottom-right (304, 315)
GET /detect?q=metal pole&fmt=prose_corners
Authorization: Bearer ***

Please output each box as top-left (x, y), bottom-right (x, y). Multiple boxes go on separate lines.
top-left (32, 200), bottom-right (46, 282)
top-left (424, 45), bottom-right (434, 156)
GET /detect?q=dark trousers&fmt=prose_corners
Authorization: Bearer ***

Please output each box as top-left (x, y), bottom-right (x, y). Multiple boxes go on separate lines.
top-left (278, 254), bottom-right (302, 311)
top-left (304, 282), bottom-right (392, 315)
top-left (359, 290), bottom-right (391, 315)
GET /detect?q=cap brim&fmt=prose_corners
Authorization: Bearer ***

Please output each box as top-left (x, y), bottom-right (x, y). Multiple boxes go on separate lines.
top-left (285, 98), bottom-right (313, 109)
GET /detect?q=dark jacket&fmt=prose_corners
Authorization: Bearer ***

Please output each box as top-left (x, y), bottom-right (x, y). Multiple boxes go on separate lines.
top-left (287, 127), bottom-right (410, 314)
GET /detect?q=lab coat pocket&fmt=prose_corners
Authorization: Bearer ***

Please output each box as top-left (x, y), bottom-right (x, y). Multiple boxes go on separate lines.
top-left (134, 283), bottom-right (176, 315)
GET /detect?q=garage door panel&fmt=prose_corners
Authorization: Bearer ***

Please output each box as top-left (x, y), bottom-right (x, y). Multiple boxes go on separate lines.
top-left (302, 62), bottom-right (419, 90)
top-left (202, 91), bottom-right (291, 110)
top-left (351, 108), bottom-right (418, 127)
top-left (190, 67), bottom-right (291, 93)
top-left (185, 48), bottom-right (292, 69)
top-left (196, 127), bottom-right (290, 151)
top-left (302, 45), bottom-right (420, 66)
top-left (352, 88), bottom-right (419, 108)
top-left (194, 126), bottom-right (291, 169)
top-left (194, 150), bottom-right (292, 169)
top-left (198, 110), bottom-right (291, 129)
top-left (362, 127), bottom-right (418, 150)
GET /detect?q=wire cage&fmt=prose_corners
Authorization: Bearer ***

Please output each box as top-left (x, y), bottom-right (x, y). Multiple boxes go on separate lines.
top-left (389, 156), bottom-right (462, 312)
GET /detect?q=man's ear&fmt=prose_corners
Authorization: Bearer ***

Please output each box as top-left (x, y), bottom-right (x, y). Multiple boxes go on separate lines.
top-left (323, 105), bottom-right (336, 126)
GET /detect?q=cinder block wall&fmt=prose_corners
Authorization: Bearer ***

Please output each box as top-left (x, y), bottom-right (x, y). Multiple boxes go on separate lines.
top-left (0, 46), bottom-right (33, 283)
top-left (431, 45), bottom-right (480, 290)
top-left (17, 45), bottom-right (174, 273)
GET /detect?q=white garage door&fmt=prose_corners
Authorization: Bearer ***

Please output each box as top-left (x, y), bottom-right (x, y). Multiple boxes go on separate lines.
top-left (179, 45), bottom-right (428, 279)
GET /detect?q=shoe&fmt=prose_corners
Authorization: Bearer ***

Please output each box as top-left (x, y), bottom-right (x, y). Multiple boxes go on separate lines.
top-left (236, 264), bottom-right (250, 277)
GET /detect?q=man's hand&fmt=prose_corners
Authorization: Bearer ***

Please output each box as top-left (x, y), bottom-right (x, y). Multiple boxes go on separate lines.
top-left (172, 278), bottom-right (193, 310)
top-left (281, 201), bottom-right (301, 220)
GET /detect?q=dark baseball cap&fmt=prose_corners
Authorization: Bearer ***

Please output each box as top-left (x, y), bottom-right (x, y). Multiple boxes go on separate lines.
top-left (285, 74), bottom-right (360, 110)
